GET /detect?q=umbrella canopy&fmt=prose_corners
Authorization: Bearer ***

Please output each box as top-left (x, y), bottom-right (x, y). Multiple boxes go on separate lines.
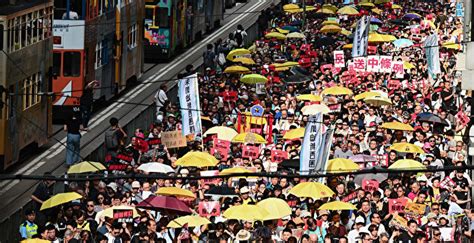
top-left (289, 182), bottom-right (335, 199)
top-left (95, 205), bottom-right (140, 222)
top-left (322, 86), bottom-right (353, 96)
top-left (442, 42), bottom-right (461, 50)
top-left (226, 48), bottom-right (250, 61)
top-left (320, 24), bottom-right (341, 33)
top-left (342, 43), bottom-right (353, 49)
top-left (296, 94), bottom-right (323, 102)
top-left (167, 215), bottom-right (211, 228)
top-left (21, 240), bottom-right (51, 243)
top-left (393, 38), bottom-right (414, 48)
top-left (137, 195), bottom-right (192, 214)
top-left (286, 32), bottom-right (306, 39)
top-left (223, 204), bottom-right (269, 221)
top-left (337, 6), bottom-right (359, 15)
top-left (301, 104), bottom-right (331, 115)
top-left (317, 8), bottom-right (336, 14)
top-left (67, 161), bottom-right (106, 174)
top-left (349, 154), bottom-right (378, 163)
top-left (358, 2), bottom-right (375, 7)
top-left (341, 28), bottom-right (352, 36)
top-left (203, 126), bottom-right (238, 141)
top-left (354, 91), bottom-right (379, 101)
top-left (322, 4), bottom-right (338, 12)
top-left (220, 167), bottom-right (253, 176)
top-left (240, 74), bottom-right (268, 84)
top-left (370, 17), bottom-right (383, 25)
top-left (283, 3), bottom-right (300, 12)
top-left (327, 158), bottom-right (359, 174)
top-left (371, 8), bottom-right (383, 15)
top-left (322, 20), bottom-right (339, 26)
top-left (364, 96), bottom-right (392, 106)
top-left (223, 65), bottom-right (250, 74)
top-left (205, 186), bottom-right (237, 197)
top-left (354, 166), bottom-right (387, 185)
top-left (233, 57), bottom-right (255, 65)
top-left (368, 32), bottom-right (388, 43)
top-left (380, 121), bottom-right (414, 131)
top-left (137, 162), bottom-right (175, 174)
top-left (382, 34), bottom-right (397, 42)
top-left (417, 113), bottom-right (448, 125)
top-left (276, 27), bottom-right (290, 34)
top-left (175, 151), bottom-right (219, 167)
top-left (403, 61), bottom-right (415, 70)
top-left (283, 127), bottom-right (306, 140)
top-left (156, 187), bottom-right (196, 199)
top-left (390, 142), bottom-right (425, 154)
top-left (40, 192), bottom-right (82, 211)
top-left (319, 201), bottom-right (357, 210)
top-left (404, 13), bottom-right (422, 20)
top-left (389, 159), bottom-right (426, 170)
top-left (392, 4), bottom-right (402, 9)
top-left (232, 132), bottom-right (266, 144)
top-left (265, 32), bottom-right (286, 40)
top-left (390, 19), bottom-right (408, 26)
top-left (257, 198), bottom-right (292, 220)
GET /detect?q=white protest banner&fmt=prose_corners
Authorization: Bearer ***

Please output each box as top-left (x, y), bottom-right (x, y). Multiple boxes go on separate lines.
top-left (352, 16), bottom-right (370, 57)
top-left (379, 56), bottom-right (393, 73)
top-left (366, 56), bottom-right (380, 73)
top-left (179, 73), bottom-right (202, 136)
top-left (392, 61), bottom-right (404, 78)
top-left (300, 113), bottom-right (323, 175)
top-left (353, 57), bottom-right (366, 72)
top-left (333, 50), bottom-right (345, 68)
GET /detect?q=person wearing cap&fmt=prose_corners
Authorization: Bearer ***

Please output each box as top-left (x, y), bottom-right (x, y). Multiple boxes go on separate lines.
top-left (239, 186), bottom-right (254, 205)
top-left (348, 216), bottom-right (365, 243)
top-left (19, 209), bottom-right (38, 239)
top-left (397, 219), bottom-right (418, 242)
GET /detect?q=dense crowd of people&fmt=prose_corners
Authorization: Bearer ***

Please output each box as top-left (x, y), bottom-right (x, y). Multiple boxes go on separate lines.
top-left (20, 0), bottom-right (474, 242)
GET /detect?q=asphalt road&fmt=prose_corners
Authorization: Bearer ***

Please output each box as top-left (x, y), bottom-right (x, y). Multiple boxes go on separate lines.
top-left (0, 0), bottom-right (276, 224)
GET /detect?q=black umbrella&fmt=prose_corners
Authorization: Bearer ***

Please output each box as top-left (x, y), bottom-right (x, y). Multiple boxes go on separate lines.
top-left (417, 113), bottom-right (448, 126)
top-left (285, 74), bottom-right (312, 84)
top-left (314, 36), bottom-right (336, 47)
top-left (205, 186), bottom-right (237, 198)
top-left (354, 166), bottom-right (388, 185)
top-left (390, 19), bottom-right (408, 26)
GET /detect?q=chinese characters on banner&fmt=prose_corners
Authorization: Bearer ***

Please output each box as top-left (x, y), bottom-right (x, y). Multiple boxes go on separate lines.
top-left (113, 209), bottom-right (134, 223)
top-left (388, 198), bottom-right (408, 214)
top-left (352, 15), bottom-right (370, 57)
top-left (242, 145), bottom-right (260, 159)
top-left (161, 131), bottom-right (187, 148)
top-left (178, 73), bottom-right (202, 136)
top-left (362, 179), bottom-right (379, 193)
top-left (366, 56), bottom-right (380, 73)
top-left (405, 203), bottom-right (426, 218)
top-left (353, 57), bottom-right (366, 72)
top-left (210, 138), bottom-right (230, 161)
top-left (200, 170), bottom-right (219, 185)
top-left (379, 56), bottom-right (392, 73)
top-left (300, 114), bottom-right (323, 175)
top-left (334, 50), bottom-right (345, 68)
top-left (350, 56), bottom-right (394, 73)
top-left (198, 201), bottom-right (221, 217)
top-left (271, 150), bottom-right (288, 163)
top-left (392, 61), bottom-right (404, 78)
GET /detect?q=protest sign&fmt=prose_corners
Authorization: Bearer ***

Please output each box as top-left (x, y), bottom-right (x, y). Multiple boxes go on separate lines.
top-left (113, 209), bottom-right (134, 223)
top-left (405, 202), bottom-right (426, 217)
top-left (440, 176), bottom-right (456, 189)
top-left (342, 191), bottom-right (357, 202)
top-left (353, 57), bottom-right (366, 72)
top-left (271, 150), bottom-right (288, 163)
top-left (379, 56), bottom-right (393, 73)
top-left (222, 91), bottom-right (238, 102)
top-left (242, 145), bottom-right (260, 159)
top-left (366, 56), bottom-right (380, 72)
top-left (200, 170), bottom-right (219, 185)
top-left (390, 215), bottom-right (409, 232)
top-left (362, 179), bottom-right (379, 193)
top-left (333, 50), bottom-right (345, 68)
top-left (198, 201), bottom-right (220, 217)
top-left (388, 198), bottom-right (408, 214)
top-left (161, 131), bottom-right (187, 148)
top-left (392, 61), bottom-right (404, 78)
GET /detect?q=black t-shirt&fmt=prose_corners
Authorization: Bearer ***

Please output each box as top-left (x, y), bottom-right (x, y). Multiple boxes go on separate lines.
top-left (397, 231), bottom-right (416, 242)
top-left (66, 117), bottom-right (82, 134)
top-left (32, 181), bottom-right (51, 210)
top-left (452, 176), bottom-right (469, 200)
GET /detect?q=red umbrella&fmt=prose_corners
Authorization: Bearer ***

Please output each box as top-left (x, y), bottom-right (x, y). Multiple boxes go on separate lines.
top-left (136, 195), bottom-right (192, 215)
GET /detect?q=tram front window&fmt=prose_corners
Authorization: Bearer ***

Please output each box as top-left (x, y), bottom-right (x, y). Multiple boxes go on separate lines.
top-left (63, 52), bottom-right (80, 77)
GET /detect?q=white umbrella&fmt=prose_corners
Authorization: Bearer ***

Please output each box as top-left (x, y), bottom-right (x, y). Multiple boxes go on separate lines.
top-left (137, 162), bottom-right (175, 174)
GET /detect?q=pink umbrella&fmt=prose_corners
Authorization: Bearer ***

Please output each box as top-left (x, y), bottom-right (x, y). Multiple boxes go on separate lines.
top-left (349, 154), bottom-right (378, 163)
top-left (137, 195), bottom-right (192, 215)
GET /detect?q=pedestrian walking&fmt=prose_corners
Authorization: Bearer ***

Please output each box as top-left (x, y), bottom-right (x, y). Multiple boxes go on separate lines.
top-left (64, 108), bottom-right (86, 166)
top-left (154, 84), bottom-right (169, 122)
top-left (80, 80), bottom-right (98, 129)
top-left (104, 117), bottom-right (127, 161)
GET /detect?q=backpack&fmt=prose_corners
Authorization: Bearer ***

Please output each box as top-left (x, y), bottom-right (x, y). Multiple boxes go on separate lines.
top-left (234, 30), bottom-right (243, 46)
top-left (105, 129), bottom-right (119, 150)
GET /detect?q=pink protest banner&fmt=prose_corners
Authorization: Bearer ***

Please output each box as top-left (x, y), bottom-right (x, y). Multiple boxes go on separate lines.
top-left (440, 176), bottom-right (455, 189)
top-left (392, 61), bottom-right (404, 78)
top-left (388, 80), bottom-right (401, 91)
top-left (369, 154), bottom-right (388, 167)
top-left (198, 201), bottom-right (221, 217)
top-left (353, 57), bottom-right (366, 72)
top-left (342, 191), bottom-right (357, 202)
top-left (333, 50), bottom-right (345, 68)
top-left (379, 56), bottom-right (392, 73)
top-left (221, 91), bottom-right (238, 102)
top-left (213, 138), bottom-right (230, 150)
top-left (271, 150), bottom-right (288, 163)
top-left (366, 55), bottom-right (380, 73)
top-left (242, 145), bottom-right (260, 159)
top-left (320, 64), bottom-right (333, 72)
top-left (347, 60), bottom-right (355, 72)
top-left (362, 179), bottom-right (379, 193)
top-left (388, 198), bottom-right (408, 214)
top-left (200, 170), bottom-right (219, 185)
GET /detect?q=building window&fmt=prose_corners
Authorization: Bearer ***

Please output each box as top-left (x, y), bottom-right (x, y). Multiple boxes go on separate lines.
top-left (128, 24), bottom-right (137, 49)
top-left (22, 73), bottom-right (41, 110)
top-left (64, 52), bottom-right (81, 77)
top-left (95, 41), bottom-right (104, 69)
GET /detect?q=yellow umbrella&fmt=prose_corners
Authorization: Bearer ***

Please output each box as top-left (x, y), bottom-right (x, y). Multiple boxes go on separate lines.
top-left (233, 57), bottom-right (255, 65)
top-left (320, 24), bottom-right (341, 33)
top-left (265, 32), bottom-right (286, 40)
top-left (337, 6), bottom-right (359, 15)
top-left (232, 132), bottom-right (266, 144)
top-left (286, 8), bottom-right (303, 13)
top-left (317, 8), bottom-right (336, 14)
top-left (358, 2), bottom-right (375, 7)
top-left (341, 28), bottom-right (352, 36)
top-left (374, 0), bottom-right (390, 3)
top-left (67, 161), bottom-right (106, 174)
top-left (319, 201), bottom-right (357, 210)
top-left (442, 42), bottom-right (462, 50)
top-left (21, 240), bottom-right (51, 243)
top-left (226, 48), bottom-right (251, 61)
top-left (247, 44), bottom-right (256, 53)
top-left (176, 151), bottom-right (219, 167)
top-left (223, 65), bottom-right (250, 74)
top-left (95, 205), bottom-right (140, 221)
top-left (156, 187), bottom-right (196, 199)
top-left (382, 34), bottom-right (397, 42)
top-left (327, 158), bottom-right (359, 174)
top-left (342, 43), bottom-right (353, 49)
top-left (380, 121), bottom-right (414, 131)
top-left (223, 204), bottom-right (269, 221)
top-left (289, 182), bottom-right (335, 199)
top-left (322, 20), bottom-right (340, 26)
top-left (389, 159), bottom-right (426, 170)
top-left (40, 192), bottom-right (82, 211)
top-left (322, 4), bottom-right (338, 12)
top-left (296, 94), bottom-right (323, 102)
top-left (240, 74), bottom-right (268, 84)
top-left (390, 142), bottom-right (425, 154)
top-left (286, 32), bottom-right (306, 39)
top-left (168, 215), bottom-right (211, 228)
top-left (276, 27), bottom-right (290, 34)
top-left (301, 104), bottom-right (331, 115)
top-left (275, 61), bottom-right (300, 68)
top-left (257, 198), bottom-right (292, 220)
top-left (392, 4), bottom-right (402, 9)
top-left (371, 8), bottom-right (383, 15)
top-left (203, 126), bottom-right (238, 142)
top-left (305, 6), bottom-right (317, 11)
top-left (403, 61), bottom-right (416, 70)
top-left (283, 127), bottom-right (305, 140)
top-left (322, 86), bottom-right (353, 96)
top-left (220, 167), bottom-right (253, 176)
top-left (368, 32), bottom-right (387, 43)
top-left (354, 91), bottom-right (379, 101)
top-left (364, 96), bottom-right (392, 106)
top-left (283, 3), bottom-right (300, 11)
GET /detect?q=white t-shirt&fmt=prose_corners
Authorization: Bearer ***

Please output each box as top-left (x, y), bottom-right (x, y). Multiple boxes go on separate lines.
top-left (155, 89), bottom-right (168, 108)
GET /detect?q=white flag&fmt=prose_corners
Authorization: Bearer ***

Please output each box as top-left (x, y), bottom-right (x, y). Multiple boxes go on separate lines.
top-left (179, 73), bottom-right (202, 136)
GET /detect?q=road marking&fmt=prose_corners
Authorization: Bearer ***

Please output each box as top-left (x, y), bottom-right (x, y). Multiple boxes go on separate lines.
top-left (0, 0), bottom-right (268, 193)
